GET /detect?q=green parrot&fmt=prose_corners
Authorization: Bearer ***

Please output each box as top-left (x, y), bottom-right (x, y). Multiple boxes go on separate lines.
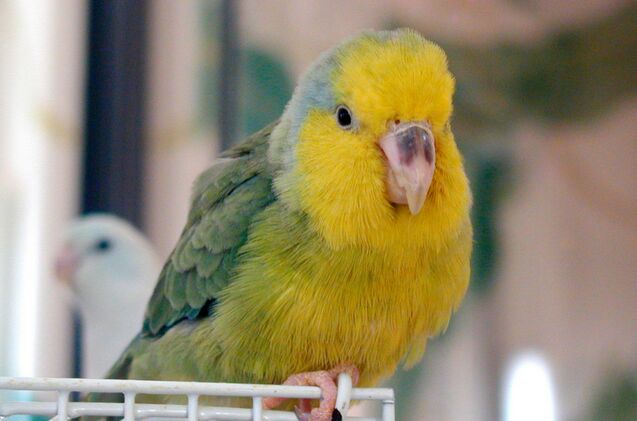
top-left (92, 28), bottom-right (472, 421)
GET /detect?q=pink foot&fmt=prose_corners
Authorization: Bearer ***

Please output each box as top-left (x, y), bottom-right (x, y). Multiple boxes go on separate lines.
top-left (263, 364), bottom-right (360, 421)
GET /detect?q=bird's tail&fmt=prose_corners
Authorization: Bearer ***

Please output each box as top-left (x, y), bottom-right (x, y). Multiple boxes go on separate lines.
top-left (81, 334), bottom-right (147, 421)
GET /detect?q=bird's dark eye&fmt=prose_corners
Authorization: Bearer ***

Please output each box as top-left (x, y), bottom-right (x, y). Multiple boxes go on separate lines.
top-left (336, 105), bottom-right (353, 129)
top-left (95, 238), bottom-right (112, 252)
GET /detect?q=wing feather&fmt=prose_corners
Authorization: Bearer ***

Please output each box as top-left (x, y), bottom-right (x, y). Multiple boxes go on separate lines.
top-left (142, 122), bottom-right (277, 336)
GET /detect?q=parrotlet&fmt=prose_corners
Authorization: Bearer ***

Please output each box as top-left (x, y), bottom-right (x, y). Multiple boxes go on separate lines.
top-left (55, 214), bottom-right (160, 379)
top-left (100, 29), bottom-right (472, 421)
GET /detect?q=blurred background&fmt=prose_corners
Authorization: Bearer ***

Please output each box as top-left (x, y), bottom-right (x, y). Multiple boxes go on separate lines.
top-left (1, 0), bottom-right (636, 420)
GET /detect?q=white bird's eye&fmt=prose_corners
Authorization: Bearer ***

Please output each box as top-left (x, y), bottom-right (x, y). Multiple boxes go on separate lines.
top-left (95, 238), bottom-right (112, 253)
top-left (335, 105), bottom-right (354, 129)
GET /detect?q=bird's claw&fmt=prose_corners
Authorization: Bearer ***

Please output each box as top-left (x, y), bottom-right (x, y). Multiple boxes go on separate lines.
top-left (263, 364), bottom-right (359, 421)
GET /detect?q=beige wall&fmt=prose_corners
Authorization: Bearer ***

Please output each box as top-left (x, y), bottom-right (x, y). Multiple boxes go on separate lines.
top-left (144, 0), bottom-right (218, 259)
top-left (493, 99), bottom-right (637, 420)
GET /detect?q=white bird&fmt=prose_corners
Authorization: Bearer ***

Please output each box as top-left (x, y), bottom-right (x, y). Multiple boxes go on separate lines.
top-left (55, 214), bottom-right (161, 379)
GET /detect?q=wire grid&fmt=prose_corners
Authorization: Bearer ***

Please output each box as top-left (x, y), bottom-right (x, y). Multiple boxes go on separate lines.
top-left (0, 375), bottom-right (395, 421)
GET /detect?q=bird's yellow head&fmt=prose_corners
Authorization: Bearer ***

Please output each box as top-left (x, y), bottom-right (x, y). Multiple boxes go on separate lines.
top-left (271, 29), bottom-right (471, 250)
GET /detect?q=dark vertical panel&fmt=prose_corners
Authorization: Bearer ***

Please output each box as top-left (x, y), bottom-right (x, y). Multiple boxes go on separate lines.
top-left (218, 0), bottom-right (240, 149)
top-left (77, 0), bottom-right (149, 380)
top-left (70, 314), bottom-right (83, 385)
top-left (82, 0), bottom-right (149, 227)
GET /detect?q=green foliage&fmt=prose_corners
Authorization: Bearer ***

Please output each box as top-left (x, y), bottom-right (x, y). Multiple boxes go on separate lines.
top-left (444, 5), bottom-right (637, 125)
top-left (469, 152), bottom-right (512, 293)
top-left (240, 48), bottom-right (294, 137)
top-left (197, 1), bottom-right (221, 127)
top-left (582, 370), bottom-right (637, 421)
top-left (511, 6), bottom-right (637, 122)
top-left (197, 0), bottom-right (222, 129)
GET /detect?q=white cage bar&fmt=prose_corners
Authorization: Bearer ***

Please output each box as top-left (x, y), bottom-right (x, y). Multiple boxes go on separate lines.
top-left (0, 375), bottom-right (395, 421)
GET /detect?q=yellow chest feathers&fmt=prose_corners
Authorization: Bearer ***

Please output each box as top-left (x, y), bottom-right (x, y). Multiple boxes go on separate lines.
top-left (212, 207), bottom-right (471, 385)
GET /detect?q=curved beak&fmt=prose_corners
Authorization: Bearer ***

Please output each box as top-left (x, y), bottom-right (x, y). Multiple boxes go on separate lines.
top-left (55, 245), bottom-right (79, 285)
top-left (380, 122), bottom-right (435, 215)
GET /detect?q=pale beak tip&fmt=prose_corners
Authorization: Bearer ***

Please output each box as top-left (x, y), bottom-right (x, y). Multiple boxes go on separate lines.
top-left (406, 189), bottom-right (426, 215)
top-left (408, 202), bottom-right (423, 215)
top-left (407, 195), bottom-right (425, 215)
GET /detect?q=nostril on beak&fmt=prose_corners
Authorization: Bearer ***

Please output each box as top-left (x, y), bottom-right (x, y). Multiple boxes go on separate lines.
top-left (424, 137), bottom-right (434, 164)
top-left (397, 126), bottom-right (428, 165)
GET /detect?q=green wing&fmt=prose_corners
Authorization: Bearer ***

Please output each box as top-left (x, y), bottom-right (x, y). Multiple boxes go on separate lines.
top-left (142, 122), bottom-right (277, 336)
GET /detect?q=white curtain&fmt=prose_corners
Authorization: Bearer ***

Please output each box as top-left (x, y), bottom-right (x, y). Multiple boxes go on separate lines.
top-left (0, 0), bottom-right (86, 379)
